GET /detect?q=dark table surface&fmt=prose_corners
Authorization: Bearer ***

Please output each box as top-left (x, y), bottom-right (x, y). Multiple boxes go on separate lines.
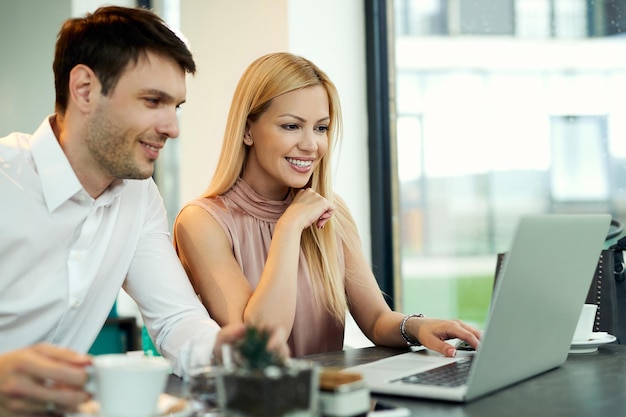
top-left (304, 343), bottom-right (626, 417)
top-left (167, 342), bottom-right (626, 417)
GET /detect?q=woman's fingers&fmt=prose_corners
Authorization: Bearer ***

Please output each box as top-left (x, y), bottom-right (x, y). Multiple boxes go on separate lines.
top-left (417, 319), bottom-right (482, 357)
top-left (290, 188), bottom-right (335, 229)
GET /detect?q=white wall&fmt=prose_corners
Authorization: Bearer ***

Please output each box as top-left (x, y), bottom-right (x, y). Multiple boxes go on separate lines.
top-left (72, 0), bottom-right (135, 16)
top-left (0, 0), bottom-right (70, 134)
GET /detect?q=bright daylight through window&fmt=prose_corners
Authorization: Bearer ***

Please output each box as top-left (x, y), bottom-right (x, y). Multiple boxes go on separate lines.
top-left (392, 0), bottom-right (626, 327)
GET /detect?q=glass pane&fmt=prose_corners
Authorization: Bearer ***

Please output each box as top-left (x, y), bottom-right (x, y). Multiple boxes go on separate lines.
top-left (153, 0), bottom-right (182, 230)
top-left (392, 0), bottom-right (626, 328)
top-left (516, 0), bottom-right (551, 38)
top-left (550, 116), bottom-right (609, 202)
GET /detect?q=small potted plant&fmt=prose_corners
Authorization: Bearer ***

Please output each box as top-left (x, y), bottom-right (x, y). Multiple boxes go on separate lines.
top-left (217, 326), bottom-right (319, 417)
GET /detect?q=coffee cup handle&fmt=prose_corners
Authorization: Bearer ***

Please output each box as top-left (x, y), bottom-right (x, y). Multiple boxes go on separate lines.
top-left (84, 366), bottom-right (96, 396)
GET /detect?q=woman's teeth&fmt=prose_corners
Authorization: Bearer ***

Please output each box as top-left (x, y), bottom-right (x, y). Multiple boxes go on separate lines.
top-left (287, 158), bottom-right (312, 167)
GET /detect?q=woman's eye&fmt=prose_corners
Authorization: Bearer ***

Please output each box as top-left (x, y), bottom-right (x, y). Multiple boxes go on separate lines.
top-left (317, 125), bottom-right (329, 133)
top-left (282, 124), bottom-right (299, 130)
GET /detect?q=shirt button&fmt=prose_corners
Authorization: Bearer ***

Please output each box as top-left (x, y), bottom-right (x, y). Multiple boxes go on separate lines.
top-left (70, 251), bottom-right (83, 261)
top-left (71, 299), bottom-right (81, 309)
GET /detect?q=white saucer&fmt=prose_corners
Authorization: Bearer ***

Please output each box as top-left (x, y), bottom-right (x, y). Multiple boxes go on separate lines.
top-left (69, 393), bottom-right (192, 417)
top-left (569, 332), bottom-right (617, 354)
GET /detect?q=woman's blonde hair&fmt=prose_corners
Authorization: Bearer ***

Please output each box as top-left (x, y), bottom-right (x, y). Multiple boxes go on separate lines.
top-left (205, 52), bottom-right (347, 323)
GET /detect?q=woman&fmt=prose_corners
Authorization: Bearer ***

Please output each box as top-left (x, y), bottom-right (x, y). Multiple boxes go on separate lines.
top-left (173, 52), bottom-right (480, 357)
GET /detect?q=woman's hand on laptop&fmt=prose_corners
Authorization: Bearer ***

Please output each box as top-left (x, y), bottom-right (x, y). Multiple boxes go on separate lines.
top-left (409, 317), bottom-right (482, 357)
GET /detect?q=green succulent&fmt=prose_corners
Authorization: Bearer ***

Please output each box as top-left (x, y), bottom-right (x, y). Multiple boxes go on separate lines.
top-left (233, 326), bottom-right (285, 370)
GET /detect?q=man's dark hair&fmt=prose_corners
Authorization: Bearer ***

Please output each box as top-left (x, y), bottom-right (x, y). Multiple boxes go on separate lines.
top-left (53, 6), bottom-right (196, 114)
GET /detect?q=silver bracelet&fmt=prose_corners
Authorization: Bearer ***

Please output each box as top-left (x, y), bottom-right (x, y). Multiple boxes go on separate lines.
top-left (400, 314), bottom-right (424, 346)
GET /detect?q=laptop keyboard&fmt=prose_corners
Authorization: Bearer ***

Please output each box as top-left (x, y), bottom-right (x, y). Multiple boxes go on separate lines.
top-left (392, 356), bottom-right (474, 387)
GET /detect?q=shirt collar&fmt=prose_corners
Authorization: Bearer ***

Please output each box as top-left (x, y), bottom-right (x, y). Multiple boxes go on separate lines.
top-left (30, 116), bottom-right (126, 212)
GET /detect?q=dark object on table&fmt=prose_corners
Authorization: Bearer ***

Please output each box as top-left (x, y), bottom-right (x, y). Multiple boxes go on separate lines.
top-left (218, 326), bottom-right (318, 417)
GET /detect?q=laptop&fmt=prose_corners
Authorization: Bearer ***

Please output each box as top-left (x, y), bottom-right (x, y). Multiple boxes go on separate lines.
top-left (346, 214), bottom-right (611, 402)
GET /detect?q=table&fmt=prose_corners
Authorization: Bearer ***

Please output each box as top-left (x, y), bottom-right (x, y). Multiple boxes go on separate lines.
top-left (166, 343), bottom-right (626, 417)
top-left (303, 344), bottom-right (626, 417)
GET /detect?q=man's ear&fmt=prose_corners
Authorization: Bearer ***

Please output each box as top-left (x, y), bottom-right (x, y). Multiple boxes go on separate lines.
top-left (68, 64), bottom-right (100, 113)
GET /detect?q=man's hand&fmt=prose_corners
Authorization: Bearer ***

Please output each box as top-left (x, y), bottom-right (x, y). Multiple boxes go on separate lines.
top-left (0, 344), bottom-right (91, 416)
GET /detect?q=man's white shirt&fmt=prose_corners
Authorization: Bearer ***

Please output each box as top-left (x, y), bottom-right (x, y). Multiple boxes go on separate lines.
top-left (0, 116), bottom-right (217, 375)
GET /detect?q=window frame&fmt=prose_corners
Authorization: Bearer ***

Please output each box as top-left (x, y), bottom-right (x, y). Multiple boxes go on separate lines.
top-left (364, 0), bottom-right (398, 308)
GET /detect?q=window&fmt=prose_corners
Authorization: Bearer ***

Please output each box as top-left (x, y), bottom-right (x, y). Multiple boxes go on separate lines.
top-left (151, 0), bottom-right (182, 229)
top-left (366, 0), bottom-right (626, 327)
top-left (550, 115), bottom-right (610, 205)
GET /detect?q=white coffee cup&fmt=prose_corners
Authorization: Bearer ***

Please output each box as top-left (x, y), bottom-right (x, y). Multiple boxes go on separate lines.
top-left (572, 304), bottom-right (598, 343)
top-left (88, 354), bottom-right (171, 417)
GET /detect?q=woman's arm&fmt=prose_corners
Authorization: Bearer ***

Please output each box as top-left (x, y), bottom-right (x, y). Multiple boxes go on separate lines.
top-left (174, 188), bottom-right (334, 334)
top-left (243, 188), bottom-right (334, 331)
top-left (174, 205), bottom-right (253, 326)
top-left (340, 200), bottom-right (481, 356)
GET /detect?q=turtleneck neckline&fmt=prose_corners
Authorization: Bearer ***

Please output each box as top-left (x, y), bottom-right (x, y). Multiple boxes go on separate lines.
top-left (226, 178), bottom-right (293, 223)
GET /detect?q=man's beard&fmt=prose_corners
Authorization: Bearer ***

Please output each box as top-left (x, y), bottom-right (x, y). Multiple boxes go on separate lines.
top-left (85, 108), bottom-right (157, 180)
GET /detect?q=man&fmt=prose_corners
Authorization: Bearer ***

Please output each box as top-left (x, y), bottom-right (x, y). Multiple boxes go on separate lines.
top-left (0, 6), bottom-right (286, 415)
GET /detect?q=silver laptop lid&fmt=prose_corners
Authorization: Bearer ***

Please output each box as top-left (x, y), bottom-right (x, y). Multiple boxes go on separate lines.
top-left (465, 214), bottom-right (611, 400)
